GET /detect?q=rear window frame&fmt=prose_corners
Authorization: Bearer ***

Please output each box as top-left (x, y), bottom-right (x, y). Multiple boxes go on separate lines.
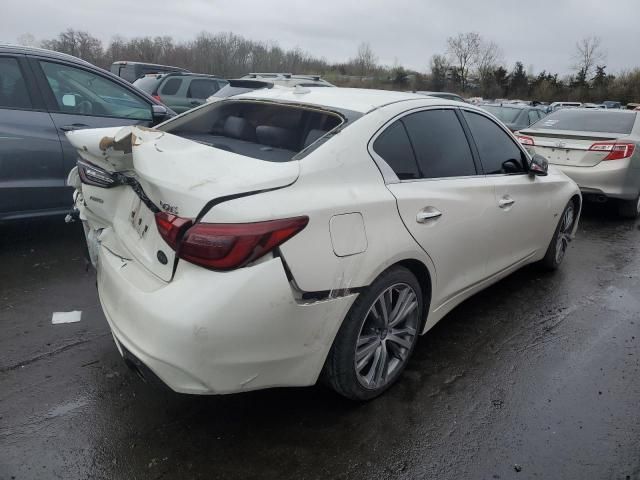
top-left (157, 98), bottom-right (360, 161)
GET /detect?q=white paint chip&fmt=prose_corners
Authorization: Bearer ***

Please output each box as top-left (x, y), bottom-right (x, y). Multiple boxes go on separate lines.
top-left (52, 311), bottom-right (82, 324)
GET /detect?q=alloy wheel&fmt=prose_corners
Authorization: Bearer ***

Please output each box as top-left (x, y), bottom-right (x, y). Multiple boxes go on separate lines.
top-left (555, 204), bottom-right (575, 264)
top-left (354, 283), bottom-right (419, 389)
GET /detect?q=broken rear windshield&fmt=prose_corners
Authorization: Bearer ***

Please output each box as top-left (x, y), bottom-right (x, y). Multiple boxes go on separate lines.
top-left (160, 100), bottom-right (345, 162)
top-left (532, 109), bottom-right (636, 134)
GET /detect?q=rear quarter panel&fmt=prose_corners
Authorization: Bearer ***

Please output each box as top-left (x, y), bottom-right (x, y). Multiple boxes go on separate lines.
top-left (199, 105), bottom-right (435, 295)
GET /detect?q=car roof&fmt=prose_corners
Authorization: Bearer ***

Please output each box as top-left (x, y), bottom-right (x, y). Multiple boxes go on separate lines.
top-left (0, 43), bottom-right (94, 66)
top-left (142, 72), bottom-right (221, 80)
top-left (234, 87), bottom-right (454, 114)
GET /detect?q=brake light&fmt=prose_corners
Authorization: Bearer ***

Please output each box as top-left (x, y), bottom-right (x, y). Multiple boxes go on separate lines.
top-left (588, 142), bottom-right (636, 160)
top-left (77, 159), bottom-right (118, 188)
top-left (155, 212), bottom-right (193, 250)
top-left (516, 135), bottom-right (535, 146)
top-left (179, 216), bottom-right (309, 270)
top-left (152, 94), bottom-right (162, 102)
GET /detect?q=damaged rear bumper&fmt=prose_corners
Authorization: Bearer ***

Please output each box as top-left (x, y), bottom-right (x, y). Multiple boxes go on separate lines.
top-left (95, 235), bottom-right (357, 394)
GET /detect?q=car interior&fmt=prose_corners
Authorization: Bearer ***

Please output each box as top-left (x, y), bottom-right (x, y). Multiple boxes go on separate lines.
top-left (163, 101), bottom-right (342, 161)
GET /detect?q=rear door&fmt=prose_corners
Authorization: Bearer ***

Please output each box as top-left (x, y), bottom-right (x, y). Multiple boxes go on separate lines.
top-left (156, 76), bottom-right (186, 113)
top-left (29, 57), bottom-right (154, 181)
top-left (375, 107), bottom-right (495, 309)
top-left (0, 54), bottom-right (66, 217)
top-left (461, 109), bottom-right (552, 270)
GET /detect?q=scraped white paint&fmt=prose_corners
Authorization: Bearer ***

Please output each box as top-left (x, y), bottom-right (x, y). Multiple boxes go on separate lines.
top-left (52, 311), bottom-right (82, 324)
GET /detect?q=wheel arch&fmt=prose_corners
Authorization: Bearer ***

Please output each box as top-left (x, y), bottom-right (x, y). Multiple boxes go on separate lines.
top-left (387, 258), bottom-right (433, 333)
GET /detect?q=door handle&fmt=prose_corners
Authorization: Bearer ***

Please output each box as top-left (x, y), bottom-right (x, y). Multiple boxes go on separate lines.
top-left (59, 124), bottom-right (89, 132)
top-left (416, 208), bottom-right (442, 223)
top-left (498, 196), bottom-right (515, 208)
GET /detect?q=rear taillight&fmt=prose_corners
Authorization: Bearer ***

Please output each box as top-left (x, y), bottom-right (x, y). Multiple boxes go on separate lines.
top-left (588, 142), bottom-right (636, 160)
top-left (155, 212), bottom-right (193, 250)
top-left (77, 160), bottom-right (118, 188)
top-left (516, 135), bottom-right (535, 146)
top-left (155, 214), bottom-right (309, 270)
top-left (152, 94), bottom-right (162, 102)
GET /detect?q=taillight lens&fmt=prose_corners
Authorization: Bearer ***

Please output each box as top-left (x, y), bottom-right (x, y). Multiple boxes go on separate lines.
top-left (155, 212), bottom-right (193, 250)
top-left (155, 214), bottom-right (309, 270)
top-left (77, 160), bottom-right (118, 188)
top-left (588, 142), bottom-right (636, 160)
top-left (516, 135), bottom-right (535, 146)
top-left (152, 94), bottom-right (162, 102)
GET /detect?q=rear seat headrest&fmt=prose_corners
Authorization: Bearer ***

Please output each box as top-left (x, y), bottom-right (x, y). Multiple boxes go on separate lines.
top-left (256, 125), bottom-right (296, 150)
top-left (223, 116), bottom-right (256, 141)
top-left (303, 129), bottom-right (326, 148)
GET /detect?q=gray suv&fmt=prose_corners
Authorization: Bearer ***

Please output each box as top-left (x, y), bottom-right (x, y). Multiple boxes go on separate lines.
top-left (0, 45), bottom-right (173, 221)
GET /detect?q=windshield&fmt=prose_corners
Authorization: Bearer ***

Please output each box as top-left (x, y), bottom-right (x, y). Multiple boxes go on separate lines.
top-left (161, 100), bottom-right (344, 162)
top-left (532, 109), bottom-right (636, 134)
top-left (481, 106), bottom-right (522, 123)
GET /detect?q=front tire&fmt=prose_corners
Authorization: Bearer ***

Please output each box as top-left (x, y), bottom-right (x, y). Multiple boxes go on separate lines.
top-left (540, 200), bottom-right (576, 270)
top-left (323, 266), bottom-right (423, 401)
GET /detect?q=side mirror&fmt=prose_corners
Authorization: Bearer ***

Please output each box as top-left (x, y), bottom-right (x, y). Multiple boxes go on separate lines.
top-left (529, 154), bottom-right (548, 176)
top-left (151, 104), bottom-right (172, 125)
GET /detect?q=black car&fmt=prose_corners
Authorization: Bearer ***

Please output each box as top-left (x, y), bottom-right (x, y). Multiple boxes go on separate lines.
top-left (479, 103), bottom-right (547, 131)
top-left (0, 45), bottom-right (174, 221)
top-left (133, 72), bottom-right (228, 114)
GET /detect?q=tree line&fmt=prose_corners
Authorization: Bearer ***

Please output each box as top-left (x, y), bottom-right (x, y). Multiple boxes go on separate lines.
top-left (17, 29), bottom-right (640, 104)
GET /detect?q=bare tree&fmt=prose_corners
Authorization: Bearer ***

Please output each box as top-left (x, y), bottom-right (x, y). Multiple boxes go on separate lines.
top-left (41, 29), bottom-right (104, 66)
top-left (572, 35), bottom-right (606, 79)
top-left (446, 32), bottom-right (481, 92)
top-left (353, 42), bottom-right (378, 78)
top-left (16, 33), bottom-right (38, 47)
top-left (476, 40), bottom-right (502, 78)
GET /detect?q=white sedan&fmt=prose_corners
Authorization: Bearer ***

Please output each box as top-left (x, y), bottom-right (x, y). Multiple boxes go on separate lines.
top-left (68, 88), bottom-right (581, 400)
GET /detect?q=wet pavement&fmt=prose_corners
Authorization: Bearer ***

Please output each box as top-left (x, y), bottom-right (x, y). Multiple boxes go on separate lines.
top-left (1, 205), bottom-right (639, 480)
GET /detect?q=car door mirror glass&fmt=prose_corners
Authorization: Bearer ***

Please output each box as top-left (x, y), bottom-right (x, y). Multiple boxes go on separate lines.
top-left (152, 104), bottom-right (170, 125)
top-left (62, 94), bottom-right (76, 108)
top-left (529, 154), bottom-right (548, 176)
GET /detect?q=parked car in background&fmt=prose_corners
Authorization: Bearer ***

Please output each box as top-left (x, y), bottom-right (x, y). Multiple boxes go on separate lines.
top-left (208, 78), bottom-right (276, 100)
top-left (134, 72), bottom-right (228, 114)
top-left (110, 61), bottom-right (189, 83)
top-left (583, 103), bottom-right (607, 109)
top-left (207, 74), bottom-right (335, 101)
top-left (67, 88), bottom-right (580, 400)
top-left (414, 91), bottom-right (466, 102)
top-left (0, 45), bottom-right (174, 221)
top-left (550, 101), bottom-right (582, 111)
top-left (517, 108), bottom-right (640, 218)
top-left (480, 103), bottom-right (547, 131)
top-left (603, 101), bottom-right (622, 109)
top-left (241, 72), bottom-right (335, 87)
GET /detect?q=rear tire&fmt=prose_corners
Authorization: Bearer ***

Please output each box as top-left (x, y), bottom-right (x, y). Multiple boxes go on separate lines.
top-left (617, 194), bottom-right (640, 219)
top-left (323, 266), bottom-right (423, 401)
top-left (540, 200), bottom-right (576, 271)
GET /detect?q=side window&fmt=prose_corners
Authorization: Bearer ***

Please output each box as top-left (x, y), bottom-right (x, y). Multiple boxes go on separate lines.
top-left (160, 78), bottom-right (182, 95)
top-left (372, 121), bottom-right (420, 180)
top-left (463, 110), bottom-right (527, 175)
top-left (39, 61), bottom-right (152, 120)
top-left (187, 79), bottom-right (220, 99)
top-left (0, 57), bottom-right (32, 109)
top-left (402, 109), bottom-right (476, 179)
top-left (528, 110), bottom-right (538, 125)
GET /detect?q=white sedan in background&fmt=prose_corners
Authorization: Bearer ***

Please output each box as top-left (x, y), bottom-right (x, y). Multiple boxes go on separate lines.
top-left (68, 88), bottom-right (581, 400)
top-left (517, 108), bottom-right (640, 218)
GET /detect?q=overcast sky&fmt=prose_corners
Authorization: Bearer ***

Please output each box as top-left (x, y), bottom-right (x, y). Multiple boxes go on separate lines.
top-left (2, 0), bottom-right (639, 75)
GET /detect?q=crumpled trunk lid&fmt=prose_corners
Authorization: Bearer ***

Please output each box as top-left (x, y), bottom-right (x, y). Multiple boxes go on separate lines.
top-left (67, 126), bottom-right (299, 281)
